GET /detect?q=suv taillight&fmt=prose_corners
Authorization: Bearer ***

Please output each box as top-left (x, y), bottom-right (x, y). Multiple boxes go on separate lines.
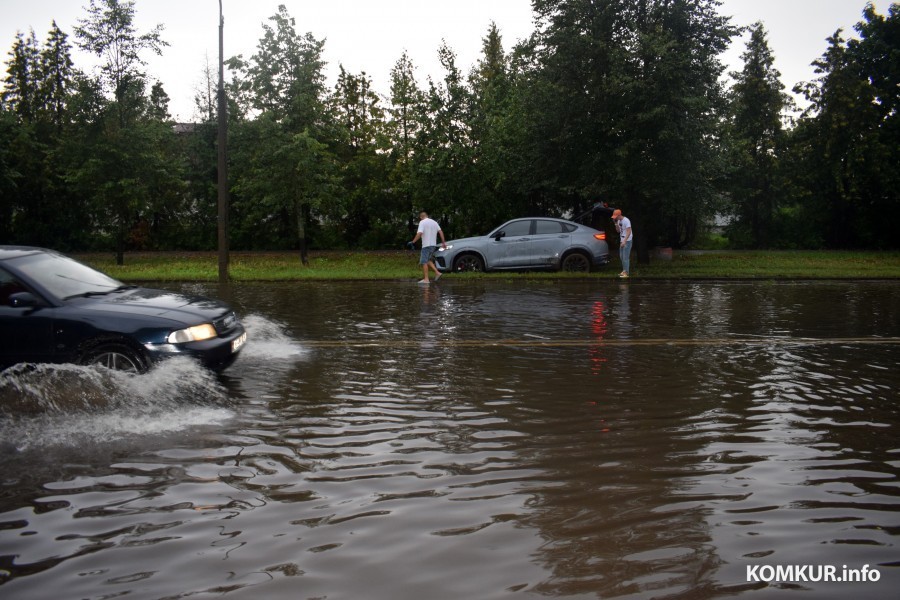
top-left (594, 232), bottom-right (606, 241)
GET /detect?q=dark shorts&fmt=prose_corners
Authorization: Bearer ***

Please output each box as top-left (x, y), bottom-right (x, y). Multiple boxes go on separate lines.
top-left (419, 246), bottom-right (438, 265)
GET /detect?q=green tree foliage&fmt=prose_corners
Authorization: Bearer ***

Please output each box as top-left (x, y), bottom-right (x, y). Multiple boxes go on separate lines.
top-left (227, 5), bottom-right (336, 263)
top-left (74, 0), bottom-right (167, 110)
top-left (0, 111), bottom-right (16, 242)
top-left (790, 3), bottom-right (899, 249)
top-left (467, 23), bottom-right (528, 233)
top-left (412, 42), bottom-right (479, 236)
top-left (725, 22), bottom-right (789, 248)
top-left (386, 51), bottom-right (426, 237)
top-left (2, 30), bottom-right (41, 122)
top-left (523, 0), bottom-right (736, 259)
top-left (332, 67), bottom-right (396, 247)
top-left (230, 115), bottom-right (339, 253)
top-left (40, 21), bottom-right (76, 132)
top-left (1, 23), bottom-right (88, 249)
top-left (68, 0), bottom-right (175, 263)
top-left (2, 0), bottom-right (897, 255)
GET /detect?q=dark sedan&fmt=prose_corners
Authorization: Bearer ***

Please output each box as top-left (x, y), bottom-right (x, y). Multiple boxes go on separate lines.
top-left (434, 217), bottom-right (610, 273)
top-left (0, 246), bottom-right (246, 373)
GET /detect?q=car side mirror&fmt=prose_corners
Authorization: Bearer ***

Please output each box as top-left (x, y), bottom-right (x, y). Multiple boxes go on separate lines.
top-left (8, 292), bottom-right (39, 308)
top-left (492, 231), bottom-right (506, 240)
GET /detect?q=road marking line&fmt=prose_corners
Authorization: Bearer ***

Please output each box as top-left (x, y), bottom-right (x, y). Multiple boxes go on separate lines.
top-left (300, 337), bottom-right (900, 349)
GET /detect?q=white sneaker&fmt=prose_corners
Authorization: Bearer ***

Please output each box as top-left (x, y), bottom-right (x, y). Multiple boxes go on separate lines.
top-left (417, 279), bottom-right (430, 284)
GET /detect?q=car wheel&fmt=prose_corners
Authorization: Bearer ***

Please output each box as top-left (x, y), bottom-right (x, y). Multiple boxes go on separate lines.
top-left (561, 252), bottom-right (591, 272)
top-left (81, 342), bottom-right (149, 373)
top-left (453, 253), bottom-right (485, 272)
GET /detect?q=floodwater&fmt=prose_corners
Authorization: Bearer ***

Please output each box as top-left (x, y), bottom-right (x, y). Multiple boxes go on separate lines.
top-left (0, 280), bottom-right (898, 600)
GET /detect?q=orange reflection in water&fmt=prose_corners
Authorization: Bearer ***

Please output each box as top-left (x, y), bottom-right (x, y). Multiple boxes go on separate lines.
top-left (589, 298), bottom-right (608, 375)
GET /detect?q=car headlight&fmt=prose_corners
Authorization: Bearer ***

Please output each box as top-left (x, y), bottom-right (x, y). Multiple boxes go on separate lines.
top-left (438, 245), bottom-right (453, 252)
top-left (167, 324), bottom-right (217, 344)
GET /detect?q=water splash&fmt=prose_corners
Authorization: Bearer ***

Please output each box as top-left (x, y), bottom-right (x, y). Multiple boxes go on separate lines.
top-left (238, 314), bottom-right (307, 362)
top-left (0, 357), bottom-right (232, 450)
top-left (0, 315), bottom-right (305, 450)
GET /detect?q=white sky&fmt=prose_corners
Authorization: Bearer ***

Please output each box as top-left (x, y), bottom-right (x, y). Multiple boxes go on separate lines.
top-left (1, 0), bottom-right (879, 121)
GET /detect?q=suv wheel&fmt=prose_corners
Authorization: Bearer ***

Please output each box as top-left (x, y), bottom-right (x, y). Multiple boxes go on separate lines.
top-left (561, 252), bottom-right (591, 272)
top-left (453, 253), bottom-right (485, 272)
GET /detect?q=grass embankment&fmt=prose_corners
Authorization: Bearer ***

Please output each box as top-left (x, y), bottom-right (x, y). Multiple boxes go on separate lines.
top-left (74, 250), bottom-right (900, 282)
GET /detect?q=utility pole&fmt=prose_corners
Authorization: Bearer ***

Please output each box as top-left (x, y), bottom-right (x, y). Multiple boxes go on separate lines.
top-left (217, 0), bottom-right (230, 283)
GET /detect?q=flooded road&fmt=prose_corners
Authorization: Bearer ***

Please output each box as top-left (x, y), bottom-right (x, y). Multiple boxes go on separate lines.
top-left (1, 280), bottom-right (898, 599)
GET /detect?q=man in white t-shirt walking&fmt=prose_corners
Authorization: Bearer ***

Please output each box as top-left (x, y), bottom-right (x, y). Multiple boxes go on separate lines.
top-left (612, 209), bottom-right (633, 278)
top-left (410, 211), bottom-right (447, 284)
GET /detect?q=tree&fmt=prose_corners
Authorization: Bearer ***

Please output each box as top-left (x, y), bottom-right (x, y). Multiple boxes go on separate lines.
top-left (226, 4), bottom-right (334, 263)
top-left (235, 4), bottom-right (326, 126)
top-left (386, 50), bottom-right (425, 235)
top-left (725, 22), bottom-right (789, 248)
top-left (39, 21), bottom-right (76, 131)
top-left (74, 0), bottom-right (168, 112)
top-left (617, 0), bottom-right (736, 256)
top-left (1, 22), bottom-right (86, 249)
top-left (791, 3), bottom-right (900, 248)
top-left (527, 0), bottom-right (736, 260)
top-left (148, 80), bottom-right (170, 121)
top-left (193, 55), bottom-right (218, 123)
top-left (72, 0), bottom-right (173, 263)
top-left (332, 67), bottom-right (394, 247)
top-left (230, 115), bottom-right (339, 252)
top-left (2, 30), bottom-right (40, 122)
top-left (467, 23), bottom-right (528, 232)
top-left (525, 0), bottom-right (630, 216)
top-left (0, 110), bottom-right (17, 243)
top-left (412, 41), bottom-right (478, 236)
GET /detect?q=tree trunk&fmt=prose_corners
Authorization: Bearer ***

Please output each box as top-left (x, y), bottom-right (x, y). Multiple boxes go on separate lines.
top-left (116, 236), bottom-right (125, 266)
top-left (626, 188), bottom-right (651, 265)
top-left (296, 199), bottom-right (309, 266)
top-left (636, 224), bottom-right (650, 265)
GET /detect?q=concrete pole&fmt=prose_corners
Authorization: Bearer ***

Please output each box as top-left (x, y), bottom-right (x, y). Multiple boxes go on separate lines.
top-left (217, 0), bottom-right (230, 283)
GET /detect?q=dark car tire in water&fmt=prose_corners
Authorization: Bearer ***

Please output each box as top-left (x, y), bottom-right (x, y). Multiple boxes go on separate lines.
top-left (453, 253), bottom-right (485, 272)
top-left (561, 252), bottom-right (591, 273)
top-left (81, 341), bottom-right (149, 373)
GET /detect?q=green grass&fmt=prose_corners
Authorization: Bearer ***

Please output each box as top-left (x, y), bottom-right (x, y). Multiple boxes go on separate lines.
top-left (636, 251), bottom-right (900, 279)
top-left (74, 250), bottom-right (900, 282)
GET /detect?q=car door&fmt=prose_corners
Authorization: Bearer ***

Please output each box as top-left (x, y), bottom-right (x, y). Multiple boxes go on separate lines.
top-left (0, 267), bottom-right (57, 366)
top-left (483, 219), bottom-right (533, 268)
top-left (528, 219), bottom-right (572, 267)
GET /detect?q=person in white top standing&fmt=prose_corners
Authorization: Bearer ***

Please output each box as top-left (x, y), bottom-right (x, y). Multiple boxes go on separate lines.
top-left (612, 209), bottom-right (633, 278)
top-left (410, 211), bottom-right (447, 284)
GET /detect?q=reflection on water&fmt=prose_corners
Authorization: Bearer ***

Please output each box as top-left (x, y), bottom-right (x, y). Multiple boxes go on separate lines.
top-left (0, 280), bottom-right (898, 599)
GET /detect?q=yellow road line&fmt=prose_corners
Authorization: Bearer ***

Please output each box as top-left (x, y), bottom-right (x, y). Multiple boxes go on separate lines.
top-left (300, 337), bottom-right (900, 349)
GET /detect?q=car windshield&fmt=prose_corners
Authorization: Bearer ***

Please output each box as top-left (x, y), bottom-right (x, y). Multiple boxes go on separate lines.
top-left (11, 252), bottom-right (126, 300)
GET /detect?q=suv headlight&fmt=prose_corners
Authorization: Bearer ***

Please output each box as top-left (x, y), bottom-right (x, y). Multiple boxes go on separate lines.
top-left (167, 324), bottom-right (217, 344)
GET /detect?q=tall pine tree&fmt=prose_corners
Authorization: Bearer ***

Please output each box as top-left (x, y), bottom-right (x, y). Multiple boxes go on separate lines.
top-left (725, 22), bottom-right (788, 248)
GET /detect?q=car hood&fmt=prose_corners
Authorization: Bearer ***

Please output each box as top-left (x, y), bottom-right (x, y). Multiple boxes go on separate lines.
top-left (75, 287), bottom-right (232, 324)
top-left (442, 235), bottom-right (487, 247)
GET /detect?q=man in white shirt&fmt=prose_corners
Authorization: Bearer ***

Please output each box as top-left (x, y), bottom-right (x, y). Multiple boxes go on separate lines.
top-left (612, 209), bottom-right (633, 278)
top-left (410, 211), bottom-right (447, 284)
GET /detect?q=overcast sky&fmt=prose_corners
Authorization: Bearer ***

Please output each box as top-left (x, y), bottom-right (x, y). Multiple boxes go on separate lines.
top-left (1, 0), bottom-right (880, 121)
